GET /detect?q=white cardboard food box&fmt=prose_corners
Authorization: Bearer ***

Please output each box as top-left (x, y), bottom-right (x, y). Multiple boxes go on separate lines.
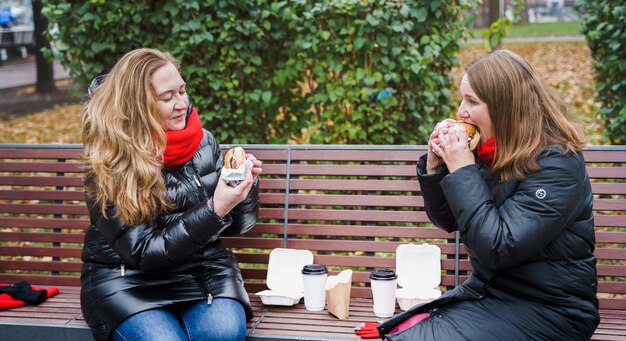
top-left (255, 248), bottom-right (314, 306)
top-left (395, 243), bottom-right (442, 311)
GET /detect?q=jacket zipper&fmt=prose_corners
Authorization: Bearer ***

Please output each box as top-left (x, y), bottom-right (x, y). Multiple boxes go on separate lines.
top-left (196, 274), bottom-right (213, 305)
top-left (119, 261), bottom-right (126, 276)
top-left (191, 169), bottom-right (206, 202)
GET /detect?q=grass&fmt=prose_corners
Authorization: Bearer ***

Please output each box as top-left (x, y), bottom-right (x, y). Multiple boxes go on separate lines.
top-left (470, 21), bottom-right (582, 38)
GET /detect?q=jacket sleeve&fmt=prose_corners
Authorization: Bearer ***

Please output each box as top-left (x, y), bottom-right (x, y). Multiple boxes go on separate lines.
top-left (88, 196), bottom-right (232, 272)
top-left (416, 153), bottom-right (457, 232)
top-left (440, 150), bottom-right (588, 271)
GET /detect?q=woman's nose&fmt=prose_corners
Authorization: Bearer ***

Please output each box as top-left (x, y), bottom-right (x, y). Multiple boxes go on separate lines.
top-left (174, 95), bottom-right (187, 110)
top-left (456, 105), bottom-right (468, 119)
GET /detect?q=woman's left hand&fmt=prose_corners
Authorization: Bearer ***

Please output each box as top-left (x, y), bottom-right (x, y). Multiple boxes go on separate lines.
top-left (431, 126), bottom-right (475, 173)
top-left (212, 155), bottom-right (262, 217)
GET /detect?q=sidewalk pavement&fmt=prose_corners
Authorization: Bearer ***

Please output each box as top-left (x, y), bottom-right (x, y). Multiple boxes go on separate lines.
top-left (0, 59), bottom-right (69, 91)
top-left (466, 34), bottom-right (585, 44)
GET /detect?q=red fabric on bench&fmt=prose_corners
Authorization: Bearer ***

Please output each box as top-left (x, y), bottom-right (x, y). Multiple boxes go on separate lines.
top-left (0, 282), bottom-right (59, 309)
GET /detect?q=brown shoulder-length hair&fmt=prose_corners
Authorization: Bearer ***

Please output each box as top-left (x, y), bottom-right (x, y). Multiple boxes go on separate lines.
top-left (82, 48), bottom-right (180, 225)
top-left (465, 49), bottom-right (586, 181)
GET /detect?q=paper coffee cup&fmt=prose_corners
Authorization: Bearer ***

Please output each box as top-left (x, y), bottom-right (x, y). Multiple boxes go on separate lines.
top-left (302, 264), bottom-right (328, 311)
top-left (370, 269), bottom-right (397, 317)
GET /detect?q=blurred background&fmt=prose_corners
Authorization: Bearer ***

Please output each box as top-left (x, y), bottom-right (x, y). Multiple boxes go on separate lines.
top-left (0, 0), bottom-right (621, 146)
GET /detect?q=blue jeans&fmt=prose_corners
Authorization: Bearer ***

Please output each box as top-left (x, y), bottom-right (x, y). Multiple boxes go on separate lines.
top-left (112, 298), bottom-right (247, 341)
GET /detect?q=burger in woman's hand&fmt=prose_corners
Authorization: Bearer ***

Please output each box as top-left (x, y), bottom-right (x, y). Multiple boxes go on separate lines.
top-left (435, 119), bottom-right (480, 151)
top-left (224, 147), bottom-right (247, 170)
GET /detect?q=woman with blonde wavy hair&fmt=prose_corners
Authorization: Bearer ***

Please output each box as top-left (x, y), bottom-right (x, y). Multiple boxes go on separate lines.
top-left (80, 48), bottom-right (262, 341)
top-left (379, 49), bottom-right (599, 340)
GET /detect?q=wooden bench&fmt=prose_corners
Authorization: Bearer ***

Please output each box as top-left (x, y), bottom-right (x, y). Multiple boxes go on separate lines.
top-left (1, 144), bottom-right (624, 340)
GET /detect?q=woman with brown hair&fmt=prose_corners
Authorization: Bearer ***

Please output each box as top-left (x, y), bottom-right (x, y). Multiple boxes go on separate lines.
top-left (379, 49), bottom-right (599, 340)
top-left (80, 48), bottom-right (262, 341)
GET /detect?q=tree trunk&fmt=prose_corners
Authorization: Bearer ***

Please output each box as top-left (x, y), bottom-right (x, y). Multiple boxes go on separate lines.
top-left (488, 0), bottom-right (500, 26)
top-left (33, 0), bottom-right (57, 93)
top-left (488, 0), bottom-right (503, 50)
top-left (519, 1), bottom-right (530, 24)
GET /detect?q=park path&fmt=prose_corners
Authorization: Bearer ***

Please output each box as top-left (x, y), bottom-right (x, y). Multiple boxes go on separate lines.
top-left (0, 59), bottom-right (69, 91)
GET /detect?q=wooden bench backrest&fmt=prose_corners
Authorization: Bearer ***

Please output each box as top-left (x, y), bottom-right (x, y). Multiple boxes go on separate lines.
top-left (0, 145), bottom-right (624, 309)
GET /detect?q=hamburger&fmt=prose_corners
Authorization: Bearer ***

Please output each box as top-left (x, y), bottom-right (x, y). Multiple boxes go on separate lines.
top-left (454, 120), bottom-right (481, 151)
top-left (224, 147), bottom-right (247, 169)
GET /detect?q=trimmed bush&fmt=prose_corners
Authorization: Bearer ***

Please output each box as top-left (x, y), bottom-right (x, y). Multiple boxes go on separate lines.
top-left (43, 0), bottom-right (476, 144)
top-left (576, 1), bottom-right (626, 144)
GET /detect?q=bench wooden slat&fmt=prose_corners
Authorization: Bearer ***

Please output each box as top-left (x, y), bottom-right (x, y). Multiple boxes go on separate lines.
top-left (594, 215), bottom-right (626, 227)
top-left (287, 239), bottom-right (457, 254)
top-left (0, 274), bottom-right (80, 286)
top-left (286, 224), bottom-right (451, 238)
top-left (289, 178), bottom-right (421, 191)
top-left (583, 149), bottom-right (626, 162)
top-left (597, 264), bottom-right (626, 277)
top-left (288, 193), bottom-right (424, 207)
top-left (594, 248), bottom-right (626, 261)
top-left (286, 208), bottom-right (430, 222)
top-left (591, 183), bottom-right (626, 195)
top-left (0, 162), bottom-right (84, 173)
top-left (593, 198), bottom-right (626, 210)
top-left (596, 231), bottom-right (626, 244)
top-left (290, 164), bottom-right (416, 177)
top-left (290, 149), bottom-right (425, 161)
top-left (587, 166), bottom-right (626, 179)
top-left (0, 175), bottom-right (84, 187)
top-left (0, 148), bottom-right (82, 159)
top-left (254, 163), bottom-right (287, 175)
top-left (0, 246), bottom-right (82, 258)
top-left (0, 217), bottom-right (89, 229)
top-left (0, 231), bottom-right (85, 243)
top-left (0, 189), bottom-right (85, 201)
top-left (0, 203), bottom-right (88, 215)
top-left (598, 281), bottom-right (626, 294)
top-left (0, 260), bottom-right (82, 272)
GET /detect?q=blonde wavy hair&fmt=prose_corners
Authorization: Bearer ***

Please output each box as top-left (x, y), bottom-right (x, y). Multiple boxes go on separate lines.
top-left (82, 48), bottom-right (179, 225)
top-left (465, 49), bottom-right (586, 181)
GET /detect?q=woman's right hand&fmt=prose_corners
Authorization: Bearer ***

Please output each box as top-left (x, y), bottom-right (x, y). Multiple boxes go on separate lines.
top-left (426, 119), bottom-right (453, 174)
top-left (212, 157), bottom-right (261, 217)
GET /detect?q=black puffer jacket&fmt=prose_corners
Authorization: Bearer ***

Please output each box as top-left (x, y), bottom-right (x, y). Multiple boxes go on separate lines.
top-left (379, 147), bottom-right (599, 340)
top-left (80, 129), bottom-right (258, 341)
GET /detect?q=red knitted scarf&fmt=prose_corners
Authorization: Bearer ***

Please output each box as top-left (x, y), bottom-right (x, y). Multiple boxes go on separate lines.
top-left (162, 108), bottom-right (203, 169)
top-left (477, 136), bottom-right (496, 166)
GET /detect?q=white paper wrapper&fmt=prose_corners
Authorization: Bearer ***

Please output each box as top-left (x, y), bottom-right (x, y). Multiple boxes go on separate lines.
top-left (435, 119), bottom-right (467, 144)
top-left (221, 156), bottom-right (255, 187)
top-left (433, 119), bottom-right (471, 155)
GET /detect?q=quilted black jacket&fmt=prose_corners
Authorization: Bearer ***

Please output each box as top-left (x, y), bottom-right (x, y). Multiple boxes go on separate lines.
top-left (80, 129), bottom-right (259, 340)
top-left (379, 147), bottom-right (599, 340)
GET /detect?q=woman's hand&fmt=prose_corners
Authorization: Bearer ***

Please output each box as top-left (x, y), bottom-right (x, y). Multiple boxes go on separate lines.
top-left (213, 155), bottom-right (263, 217)
top-left (247, 153), bottom-right (263, 182)
top-left (431, 124), bottom-right (475, 173)
top-left (426, 119), bottom-right (454, 174)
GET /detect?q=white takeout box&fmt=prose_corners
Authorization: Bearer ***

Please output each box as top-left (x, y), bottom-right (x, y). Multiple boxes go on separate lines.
top-left (395, 243), bottom-right (442, 311)
top-left (256, 248), bottom-right (314, 306)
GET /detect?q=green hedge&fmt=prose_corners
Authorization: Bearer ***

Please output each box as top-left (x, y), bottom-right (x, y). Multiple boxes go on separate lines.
top-left (44, 0), bottom-right (476, 144)
top-left (576, 1), bottom-right (626, 144)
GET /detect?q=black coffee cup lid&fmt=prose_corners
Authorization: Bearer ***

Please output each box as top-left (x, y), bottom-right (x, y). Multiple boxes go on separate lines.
top-left (302, 264), bottom-right (328, 275)
top-left (370, 269), bottom-right (397, 280)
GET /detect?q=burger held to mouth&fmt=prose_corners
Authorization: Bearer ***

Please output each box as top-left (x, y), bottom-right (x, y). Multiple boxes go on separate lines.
top-left (436, 119), bottom-right (481, 151)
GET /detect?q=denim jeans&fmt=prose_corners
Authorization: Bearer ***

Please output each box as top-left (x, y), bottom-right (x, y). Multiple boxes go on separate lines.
top-left (112, 298), bottom-right (247, 341)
